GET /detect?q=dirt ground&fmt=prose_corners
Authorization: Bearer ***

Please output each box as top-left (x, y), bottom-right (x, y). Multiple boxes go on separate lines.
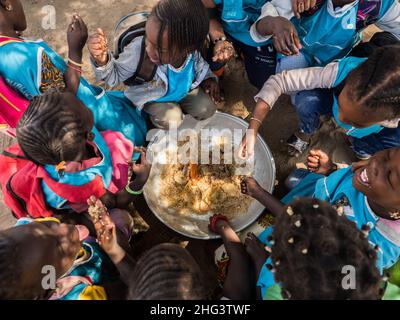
top-left (0, 0), bottom-right (383, 299)
top-left (0, 0), bottom-right (378, 229)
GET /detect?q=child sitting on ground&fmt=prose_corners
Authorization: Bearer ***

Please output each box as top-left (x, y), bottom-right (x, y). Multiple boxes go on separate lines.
top-left (88, 0), bottom-right (220, 130)
top-left (87, 196), bottom-right (207, 300)
top-left (242, 146), bottom-right (400, 272)
top-left (0, 3), bottom-right (147, 147)
top-left (0, 92), bottom-right (151, 219)
top-left (210, 198), bottom-right (383, 300)
top-left (252, 0), bottom-right (400, 156)
top-left (239, 46), bottom-right (400, 159)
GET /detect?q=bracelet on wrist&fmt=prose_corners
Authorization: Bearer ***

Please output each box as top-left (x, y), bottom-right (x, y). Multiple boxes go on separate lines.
top-left (125, 183), bottom-right (143, 196)
top-left (67, 58), bottom-right (84, 68)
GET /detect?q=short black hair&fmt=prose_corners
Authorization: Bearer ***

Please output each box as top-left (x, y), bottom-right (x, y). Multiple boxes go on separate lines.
top-left (16, 93), bottom-right (87, 165)
top-left (128, 243), bottom-right (206, 300)
top-left (270, 198), bottom-right (382, 300)
top-left (0, 233), bottom-right (30, 299)
top-left (347, 45), bottom-right (400, 121)
top-left (152, 0), bottom-right (209, 59)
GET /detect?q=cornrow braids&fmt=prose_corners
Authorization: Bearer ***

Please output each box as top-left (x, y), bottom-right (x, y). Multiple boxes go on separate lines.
top-left (153, 0), bottom-right (209, 61)
top-left (270, 198), bottom-right (382, 300)
top-left (16, 93), bottom-right (87, 166)
top-left (128, 243), bottom-right (206, 300)
top-left (347, 45), bottom-right (400, 121)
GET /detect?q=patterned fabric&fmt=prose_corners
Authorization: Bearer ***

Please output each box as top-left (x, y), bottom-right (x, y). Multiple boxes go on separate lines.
top-left (39, 51), bottom-right (66, 93)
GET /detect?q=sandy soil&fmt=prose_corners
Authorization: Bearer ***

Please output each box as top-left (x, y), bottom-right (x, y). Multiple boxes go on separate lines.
top-left (0, 0), bottom-right (379, 229)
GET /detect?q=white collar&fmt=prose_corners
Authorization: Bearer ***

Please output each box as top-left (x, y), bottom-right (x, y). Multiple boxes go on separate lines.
top-left (168, 54), bottom-right (193, 72)
top-left (327, 0), bottom-right (358, 17)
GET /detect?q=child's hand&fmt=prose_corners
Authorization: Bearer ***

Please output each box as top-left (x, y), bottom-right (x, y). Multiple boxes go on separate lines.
top-left (128, 147), bottom-right (152, 191)
top-left (88, 28), bottom-right (109, 67)
top-left (241, 177), bottom-right (263, 199)
top-left (212, 40), bottom-right (236, 64)
top-left (307, 149), bottom-right (335, 175)
top-left (238, 130), bottom-right (256, 160)
top-left (67, 14), bottom-right (88, 57)
top-left (87, 196), bottom-right (126, 263)
top-left (269, 17), bottom-right (302, 56)
top-left (201, 78), bottom-right (221, 103)
top-left (291, 0), bottom-right (317, 19)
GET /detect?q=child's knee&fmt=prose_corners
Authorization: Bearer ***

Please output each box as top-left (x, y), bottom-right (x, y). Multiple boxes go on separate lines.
top-left (149, 104), bottom-right (184, 129)
top-left (189, 93), bottom-right (217, 121)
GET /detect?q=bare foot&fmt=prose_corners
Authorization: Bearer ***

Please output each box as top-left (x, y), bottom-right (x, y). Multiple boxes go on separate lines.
top-left (241, 177), bottom-right (264, 199)
top-left (245, 233), bottom-right (270, 275)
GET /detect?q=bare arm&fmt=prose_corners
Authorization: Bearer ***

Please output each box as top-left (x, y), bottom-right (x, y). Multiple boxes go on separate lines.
top-left (101, 148), bottom-right (151, 210)
top-left (65, 14), bottom-right (88, 95)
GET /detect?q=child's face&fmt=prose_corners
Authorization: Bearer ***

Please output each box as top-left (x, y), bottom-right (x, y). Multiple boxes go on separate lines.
top-left (3, 221), bottom-right (81, 299)
top-left (145, 14), bottom-right (189, 66)
top-left (62, 93), bottom-right (95, 162)
top-left (352, 148), bottom-right (400, 216)
top-left (338, 86), bottom-right (386, 128)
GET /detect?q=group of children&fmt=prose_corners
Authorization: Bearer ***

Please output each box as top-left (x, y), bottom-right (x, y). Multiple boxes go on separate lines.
top-left (0, 0), bottom-right (399, 300)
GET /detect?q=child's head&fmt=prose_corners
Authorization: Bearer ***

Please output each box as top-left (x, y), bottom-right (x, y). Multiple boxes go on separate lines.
top-left (0, 220), bottom-right (81, 299)
top-left (17, 92), bottom-right (95, 166)
top-left (352, 147), bottom-right (400, 220)
top-left (0, 0), bottom-right (27, 33)
top-left (145, 0), bottom-right (209, 66)
top-left (270, 198), bottom-right (382, 300)
top-left (338, 46), bottom-right (400, 128)
top-left (128, 243), bottom-right (206, 300)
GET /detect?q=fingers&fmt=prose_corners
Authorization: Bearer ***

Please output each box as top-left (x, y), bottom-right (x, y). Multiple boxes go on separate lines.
top-left (309, 149), bottom-right (325, 158)
top-left (238, 141), bottom-right (247, 160)
top-left (273, 36), bottom-right (291, 56)
top-left (284, 31), bottom-right (299, 55)
top-left (307, 156), bottom-right (320, 168)
top-left (304, 0), bottom-right (311, 11)
top-left (291, 0), bottom-right (301, 19)
top-left (292, 30), bottom-right (302, 51)
top-left (240, 177), bottom-right (248, 194)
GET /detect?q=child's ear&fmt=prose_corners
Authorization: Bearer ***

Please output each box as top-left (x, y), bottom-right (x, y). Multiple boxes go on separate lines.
top-left (0, 0), bottom-right (11, 11)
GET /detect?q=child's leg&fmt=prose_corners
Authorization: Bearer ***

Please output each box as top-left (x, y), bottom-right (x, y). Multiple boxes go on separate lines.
top-left (143, 102), bottom-right (184, 129)
top-left (277, 55), bottom-right (333, 155)
top-left (350, 126), bottom-right (400, 159)
top-left (285, 89), bottom-right (333, 156)
top-left (179, 88), bottom-right (217, 121)
top-left (238, 42), bottom-right (277, 90)
top-left (213, 218), bottom-right (255, 300)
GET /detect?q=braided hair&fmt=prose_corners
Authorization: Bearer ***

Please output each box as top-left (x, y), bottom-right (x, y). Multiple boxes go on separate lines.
top-left (128, 243), bottom-right (206, 300)
top-left (347, 45), bottom-right (400, 121)
top-left (16, 93), bottom-right (88, 165)
top-left (152, 0), bottom-right (209, 60)
top-left (269, 198), bottom-right (382, 300)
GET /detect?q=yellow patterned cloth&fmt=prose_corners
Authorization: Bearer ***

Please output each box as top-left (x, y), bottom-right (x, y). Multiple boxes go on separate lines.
top-left (39, 52), bottom-right (66, 94)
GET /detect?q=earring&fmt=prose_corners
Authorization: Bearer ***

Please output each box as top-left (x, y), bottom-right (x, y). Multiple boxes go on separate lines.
top-left (5, 4), bottom-right (13, 11)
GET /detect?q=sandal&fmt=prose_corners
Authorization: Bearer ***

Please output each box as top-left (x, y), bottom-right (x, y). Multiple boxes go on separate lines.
top-left (209, 214), bottom-right (229, 234)
top-left (287, 134), bottom-right (310, 157)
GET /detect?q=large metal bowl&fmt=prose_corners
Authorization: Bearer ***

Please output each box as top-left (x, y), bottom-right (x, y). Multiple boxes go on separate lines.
top-left (143, 112), bottom-right (276, 239)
